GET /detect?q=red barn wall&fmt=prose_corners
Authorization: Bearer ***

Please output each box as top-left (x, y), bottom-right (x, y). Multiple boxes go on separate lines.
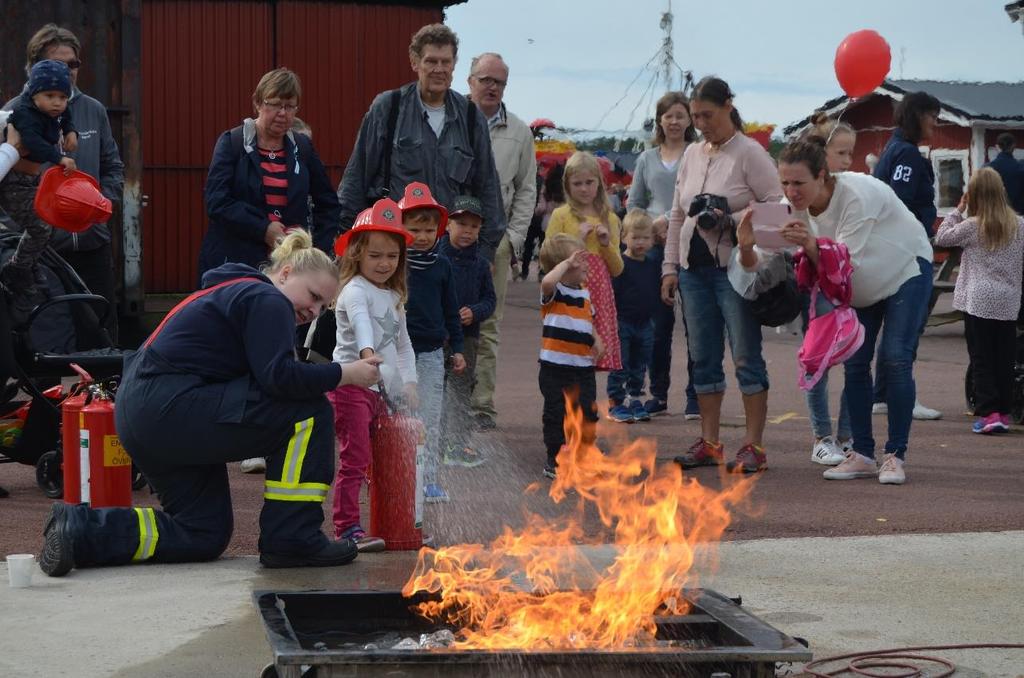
top-left (142, 1), bottom-right (443, 293)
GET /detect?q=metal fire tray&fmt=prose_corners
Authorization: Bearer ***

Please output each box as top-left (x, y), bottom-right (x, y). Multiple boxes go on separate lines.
top-left (254, 588), bottom-right (811, 677)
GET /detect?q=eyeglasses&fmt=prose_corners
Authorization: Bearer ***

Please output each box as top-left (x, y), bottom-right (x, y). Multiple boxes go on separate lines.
top-left (262, 100), bottom-right (299, 114)
top-left (473, 75), bottom-right (507, 89)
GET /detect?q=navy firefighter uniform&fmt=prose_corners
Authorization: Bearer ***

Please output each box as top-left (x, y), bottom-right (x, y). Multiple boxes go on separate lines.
top-left (40, 263), bottom-right (354, 574)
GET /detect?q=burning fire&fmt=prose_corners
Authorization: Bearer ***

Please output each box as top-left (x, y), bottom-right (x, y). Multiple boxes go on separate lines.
top-left (402, 396), bottom-right (758, 650)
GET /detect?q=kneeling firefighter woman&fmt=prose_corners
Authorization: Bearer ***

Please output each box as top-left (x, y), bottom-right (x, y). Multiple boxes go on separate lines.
top-left (39, 230), bottom-right (383, 576)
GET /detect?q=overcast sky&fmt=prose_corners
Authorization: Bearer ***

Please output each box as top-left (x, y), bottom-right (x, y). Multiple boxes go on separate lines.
top-left (446, 0), bottom-right (1024, 136)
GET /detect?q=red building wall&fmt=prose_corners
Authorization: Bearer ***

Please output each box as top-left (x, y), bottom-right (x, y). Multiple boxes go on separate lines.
top-left (141, 1), bottom-right (443, 293)
top-left (838, 96), bottom-right (971, 174)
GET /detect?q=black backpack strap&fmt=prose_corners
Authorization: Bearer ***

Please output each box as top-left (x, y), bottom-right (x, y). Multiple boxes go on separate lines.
top-left (380, 89), bottom-right (402, 198)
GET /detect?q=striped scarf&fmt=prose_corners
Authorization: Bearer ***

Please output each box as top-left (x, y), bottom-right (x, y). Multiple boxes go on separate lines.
top-left (407, 242), bottom-right (440, 271)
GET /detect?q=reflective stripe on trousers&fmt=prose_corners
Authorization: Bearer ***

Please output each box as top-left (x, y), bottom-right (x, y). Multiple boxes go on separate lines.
top-left (131, 507), bottom-right (160, 561)
top-left (264, 417), bottom-right (330, 502)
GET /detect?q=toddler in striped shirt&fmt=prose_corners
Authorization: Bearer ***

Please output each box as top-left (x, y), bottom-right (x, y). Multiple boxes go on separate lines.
top-left (537, 234), bottom-right (605, 479)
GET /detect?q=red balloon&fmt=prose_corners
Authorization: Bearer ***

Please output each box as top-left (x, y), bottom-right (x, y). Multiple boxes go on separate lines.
top-left (834, 30), bottom-right (891, 98)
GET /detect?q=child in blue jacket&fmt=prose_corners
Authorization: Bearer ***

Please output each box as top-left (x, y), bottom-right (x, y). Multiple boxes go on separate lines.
top-left (438, 195), bottom-right (496, 466)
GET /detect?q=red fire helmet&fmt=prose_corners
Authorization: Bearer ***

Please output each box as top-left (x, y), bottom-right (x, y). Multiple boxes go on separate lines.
top-left (34, 168), bottom-right (113, 233)
top-left (397, 182), bottom-right (448, 237)
top-left (334, 198), bottom-right (413, 257)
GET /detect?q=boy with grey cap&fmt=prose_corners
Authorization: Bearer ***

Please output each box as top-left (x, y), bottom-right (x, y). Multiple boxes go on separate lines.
top-left (438, 195), bottom-right (496, 467)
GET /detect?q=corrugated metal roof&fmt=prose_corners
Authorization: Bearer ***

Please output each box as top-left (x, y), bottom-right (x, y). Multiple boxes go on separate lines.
top-left (889, 79), bottom-right (1024, 120)
top-left (784, 78), bottom-right (1024, 136)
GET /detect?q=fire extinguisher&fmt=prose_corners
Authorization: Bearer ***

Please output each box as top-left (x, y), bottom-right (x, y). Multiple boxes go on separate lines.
top-left (62, 365), bottom-right (132, 508)
top-left (369, 385), bottom-right (425, 550)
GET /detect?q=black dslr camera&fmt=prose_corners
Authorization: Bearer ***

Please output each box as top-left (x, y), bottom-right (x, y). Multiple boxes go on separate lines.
top-left (688, 193), bottom-right (732, 231)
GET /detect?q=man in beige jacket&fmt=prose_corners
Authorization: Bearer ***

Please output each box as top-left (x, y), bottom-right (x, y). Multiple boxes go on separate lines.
top-left (466, 53), bottom-right (537, 429)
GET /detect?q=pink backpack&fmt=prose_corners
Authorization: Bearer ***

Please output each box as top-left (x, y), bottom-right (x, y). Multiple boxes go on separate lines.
top-left (795, 239), bottom-right (865, 390)
top-left (798, 290), bottom-right (865, 390)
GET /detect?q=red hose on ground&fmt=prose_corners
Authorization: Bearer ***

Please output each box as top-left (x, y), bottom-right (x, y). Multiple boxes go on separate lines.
top-left (803, 643), bottom-right (1024, 677)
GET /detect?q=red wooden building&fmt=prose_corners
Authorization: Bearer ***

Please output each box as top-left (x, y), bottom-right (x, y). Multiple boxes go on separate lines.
top-left (1, 0), bottom-right (465, 306)
top-left (785, 79), bottom-right (1024, 219)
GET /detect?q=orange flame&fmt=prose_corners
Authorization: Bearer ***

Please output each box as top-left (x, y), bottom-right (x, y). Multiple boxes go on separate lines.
top-left (402, 396), bottom-right (758, 649)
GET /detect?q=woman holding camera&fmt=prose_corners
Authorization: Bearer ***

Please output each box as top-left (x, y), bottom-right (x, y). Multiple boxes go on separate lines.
top-left (660, 76), bottom-right (782, 474)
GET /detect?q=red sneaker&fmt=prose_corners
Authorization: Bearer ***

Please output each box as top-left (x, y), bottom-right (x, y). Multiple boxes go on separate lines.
top-left (674, 438), bottom-right (724, 469)
top-left (726, 443), bottom-right (767, 474)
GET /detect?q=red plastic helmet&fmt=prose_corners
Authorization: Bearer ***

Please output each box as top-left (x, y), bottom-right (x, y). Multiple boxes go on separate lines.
top-left (34, 168), bottom-right (113, 233)
top-left (397, 182), bottom-right (448, 237)
top-left (334, 198), bottom-right (413, 256)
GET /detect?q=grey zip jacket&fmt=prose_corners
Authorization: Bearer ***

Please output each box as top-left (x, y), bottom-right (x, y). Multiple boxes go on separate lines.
top-left (3, 87), bottom-right (125, 252)
top-left (336, 81), bottom-right (505, 261)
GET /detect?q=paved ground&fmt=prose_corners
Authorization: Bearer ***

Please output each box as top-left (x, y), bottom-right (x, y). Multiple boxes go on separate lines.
top-left (2, 533), bottom-right (1022, 677)
top-left (1, 273), bottom-right (1023, 676)
top-left (1, 276), bottom-right (1022, 554)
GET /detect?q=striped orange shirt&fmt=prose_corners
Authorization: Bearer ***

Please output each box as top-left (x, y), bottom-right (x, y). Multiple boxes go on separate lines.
top-left (539, 283), bottom-right (595, 368)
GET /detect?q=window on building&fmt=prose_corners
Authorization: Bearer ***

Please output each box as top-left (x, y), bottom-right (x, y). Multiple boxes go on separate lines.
top-left (930, 150), bottom-right (968, 213)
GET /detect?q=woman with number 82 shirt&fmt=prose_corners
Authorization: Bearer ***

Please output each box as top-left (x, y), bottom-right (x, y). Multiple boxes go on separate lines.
top-left (873, 91), bottom-right (942, 237)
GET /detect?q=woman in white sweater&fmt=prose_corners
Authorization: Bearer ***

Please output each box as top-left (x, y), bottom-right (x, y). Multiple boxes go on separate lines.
top-left (777, 136), bottom-right (933, 486)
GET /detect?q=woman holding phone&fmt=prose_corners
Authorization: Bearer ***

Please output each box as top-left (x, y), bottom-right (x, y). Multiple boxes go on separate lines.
top-left (660, 77), bottom-right (783, 474)
top-left (776, 136), bottom-right (932, 485)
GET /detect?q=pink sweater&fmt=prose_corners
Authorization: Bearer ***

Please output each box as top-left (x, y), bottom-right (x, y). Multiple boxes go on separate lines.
top-left (934, 209), bottom-right (1024, 321)
top-left (663, 133), bottom-right (783, 274)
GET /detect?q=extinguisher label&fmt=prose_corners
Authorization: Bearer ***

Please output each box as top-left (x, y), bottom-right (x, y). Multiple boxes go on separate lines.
top-left (79, 428), bottom-right (90, 504)
top-left (103, 435), bottom-right (131, 467)
top-left (415, 436), bottom-right (425, 530)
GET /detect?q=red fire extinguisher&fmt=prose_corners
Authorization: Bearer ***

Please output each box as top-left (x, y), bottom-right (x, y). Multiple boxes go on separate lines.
top-left (62, 364), bottom-right (132, 508)
top-left (369, 389), bottom-right (425, 550)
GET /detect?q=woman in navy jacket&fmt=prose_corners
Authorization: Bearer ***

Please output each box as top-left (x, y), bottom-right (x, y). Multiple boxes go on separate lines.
top-left (198, 68), bottom-right (340, 279)
top-left (872, 90), bottom-right (943, 420)
top-left (39, 231), bottom-right (383, 576)
top-left (873, 91), bottom-right (941, 236)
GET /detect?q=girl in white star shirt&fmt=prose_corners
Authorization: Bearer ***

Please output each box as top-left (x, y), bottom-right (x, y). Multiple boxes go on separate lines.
top-left (328, 201), bottom-right (418, 552)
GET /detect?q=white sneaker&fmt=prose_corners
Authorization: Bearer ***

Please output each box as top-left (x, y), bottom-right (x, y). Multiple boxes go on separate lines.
top-left (811, 436), bottom-right (846, 466)
top-left (872, 402), bottom-right (888, 415)
top-left (878, 453), bottom-right (906, 485)
top-left (912, 401), bottom-right (942, 420)
top-left (240, 457), bottom-right (266, 474)
top-left (823, 452), bottom-right (877, 480)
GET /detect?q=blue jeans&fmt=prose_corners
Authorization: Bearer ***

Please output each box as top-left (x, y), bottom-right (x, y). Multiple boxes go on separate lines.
top-left (415, 348), bottom-right (445, 484)
top-left (843, 258), bottom-right (933, 460)
top-left (678, 266), bottom-right (768, 395)
top-left (607, 318), bottom-right (654, 403)
top-left (806, 373), bottom-right (851, 440)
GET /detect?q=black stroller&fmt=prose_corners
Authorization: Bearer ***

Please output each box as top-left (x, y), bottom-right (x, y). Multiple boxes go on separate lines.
top-left (0, 231), bottom-right (136, 497)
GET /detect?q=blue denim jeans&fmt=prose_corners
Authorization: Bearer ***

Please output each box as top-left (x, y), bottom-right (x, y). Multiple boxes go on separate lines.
top-left (843, 258), bottom-right (933, 460)
top-left (415, 348), bottom-right (445, 484)
top-left (607, 318), bottom-right (654, 404)
top-left (805, 373), bottom-right (851, 440)
top-left (678, 266), bottom-right (768, 395)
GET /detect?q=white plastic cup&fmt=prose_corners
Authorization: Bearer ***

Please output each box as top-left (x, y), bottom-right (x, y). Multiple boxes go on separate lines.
top-left (6, 554), bottom-right (35, 588)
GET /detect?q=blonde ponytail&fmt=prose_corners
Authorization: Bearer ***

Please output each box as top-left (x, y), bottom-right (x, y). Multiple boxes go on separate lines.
top-left (264, 229), bottom-right (338, 278)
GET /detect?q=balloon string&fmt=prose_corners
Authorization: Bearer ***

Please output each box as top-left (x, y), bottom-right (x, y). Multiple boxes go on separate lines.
top-left (825, 97), bottom-right (853, 147)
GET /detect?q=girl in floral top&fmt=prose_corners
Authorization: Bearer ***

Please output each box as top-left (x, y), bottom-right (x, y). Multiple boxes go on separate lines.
top-left (934, 167), bottom-right (1024, 434)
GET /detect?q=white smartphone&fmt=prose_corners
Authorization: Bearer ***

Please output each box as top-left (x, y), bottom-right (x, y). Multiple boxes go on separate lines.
top-left (750, 202), bottom-right (793, 251)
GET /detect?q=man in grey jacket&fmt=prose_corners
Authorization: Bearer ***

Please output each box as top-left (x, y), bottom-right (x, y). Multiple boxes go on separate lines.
top-left (466, 53), bottom-right (536, 429)
top-left (336, 24), bottom-right (505, 261)
top-left (3, 24), bottom-right (125, 338)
